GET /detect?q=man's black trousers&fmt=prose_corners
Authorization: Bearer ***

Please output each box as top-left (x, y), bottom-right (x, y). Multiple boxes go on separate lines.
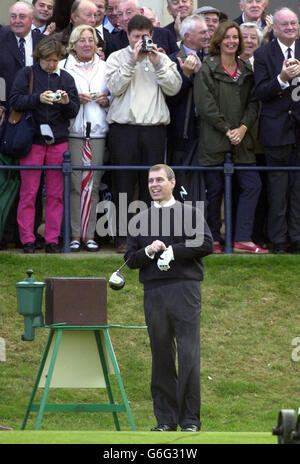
top-left (144, 280), bottom-right (201, 429)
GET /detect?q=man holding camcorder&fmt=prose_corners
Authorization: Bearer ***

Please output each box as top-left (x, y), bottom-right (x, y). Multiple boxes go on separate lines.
top-left (105, 14), bottom-right (182, 253)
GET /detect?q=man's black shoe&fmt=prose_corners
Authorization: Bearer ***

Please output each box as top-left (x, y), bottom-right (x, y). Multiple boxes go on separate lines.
top-left (272, 243), bottom-right (286, 254)
top-left (151, 424), bottom-right (177, 431)
top-left (290, 241), bottom-right (300, 253)
top-left (45, 242), bottom-right (61, 254)
top-left (181, 424), bottom-right (200, 432)
top-left (23, 242), bottom-right (35, 254)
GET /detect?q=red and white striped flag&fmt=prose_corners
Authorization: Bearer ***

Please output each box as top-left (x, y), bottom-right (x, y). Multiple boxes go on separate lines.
top-left (80, 122), bottom-right (93, 239)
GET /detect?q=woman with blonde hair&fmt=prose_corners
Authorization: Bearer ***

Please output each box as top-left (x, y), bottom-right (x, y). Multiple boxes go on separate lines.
top-left (60, 24), bottom-right (109, 252)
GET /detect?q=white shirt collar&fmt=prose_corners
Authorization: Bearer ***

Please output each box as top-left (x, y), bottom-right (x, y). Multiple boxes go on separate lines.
top-left (15, 30), bottom-right (32, 43)
top-left (153, 196), bottom-right (176, 208)
top-left (277, 39), bottom-right (295, 58)
top-left (31, 24), bottom-right (46, 33)
top-left (242, 12), bottom-right (263, 28)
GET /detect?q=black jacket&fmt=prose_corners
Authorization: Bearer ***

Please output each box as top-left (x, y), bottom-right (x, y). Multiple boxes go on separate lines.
top-left (9, 63), bottom-right (79, 145)
top-left (0, 27), bottom-right (44, 108)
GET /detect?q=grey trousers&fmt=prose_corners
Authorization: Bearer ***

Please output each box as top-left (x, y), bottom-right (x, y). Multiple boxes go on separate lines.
top-left (68, 137), bottom-right (105, 239)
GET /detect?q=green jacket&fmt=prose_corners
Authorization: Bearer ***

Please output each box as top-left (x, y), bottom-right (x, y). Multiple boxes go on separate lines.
top-left (194, 55), bottom-right (258, 165)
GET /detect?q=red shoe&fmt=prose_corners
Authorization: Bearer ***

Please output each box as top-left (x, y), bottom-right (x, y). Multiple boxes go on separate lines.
top-left (213, 242), bottom-right (223, 253)
top-left (233, 241), bottom-right (269, 253)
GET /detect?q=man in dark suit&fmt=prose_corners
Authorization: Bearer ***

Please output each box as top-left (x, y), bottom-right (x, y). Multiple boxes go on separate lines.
top-left (0, 1), bottom-right (44, 250)
top-left (103, 0), bottom-right (120, 33)
top-left (234, 0), bottom-right (274, 42)
top-left (164, 0), bottom-right (194, 42)
top-left (105, 0), bottom-right (178, 57)
top-left (254, 7), bottom-right (300, 253)
top-left (0, 1), bottom-right (44, 109)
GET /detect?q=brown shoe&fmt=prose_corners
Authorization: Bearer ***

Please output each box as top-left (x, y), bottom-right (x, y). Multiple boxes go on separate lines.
top-left (116, 243), bottom-right (126, 254)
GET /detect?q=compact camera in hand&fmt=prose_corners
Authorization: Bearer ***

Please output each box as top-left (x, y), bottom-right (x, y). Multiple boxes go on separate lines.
top-left (50, 91), bottom-right (62, 102)
top-left (141, 35), bottom-right (153, 53)
top-left (89, 92), bottom-right (100, 100)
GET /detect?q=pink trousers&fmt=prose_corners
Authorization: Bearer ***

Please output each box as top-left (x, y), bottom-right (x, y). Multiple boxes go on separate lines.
top-left (17, 142), bottom-right (67, 245)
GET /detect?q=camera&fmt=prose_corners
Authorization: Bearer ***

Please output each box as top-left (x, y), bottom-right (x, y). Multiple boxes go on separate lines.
top-left (89, 92), bottom-right (99, 100)
top-left (50, 92), bottom-right (62, 102)
top-left (141, 35), bottom-right (153, 53)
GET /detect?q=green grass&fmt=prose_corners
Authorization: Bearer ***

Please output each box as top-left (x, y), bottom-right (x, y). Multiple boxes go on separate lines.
top-left (0, 431), bottom-right (276, 444)
top-left (0, 254), bottom-right (300, 443)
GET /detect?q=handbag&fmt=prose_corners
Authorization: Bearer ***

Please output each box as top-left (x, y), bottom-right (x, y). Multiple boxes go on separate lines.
top-left (0, 67), bottom-right (36, 159)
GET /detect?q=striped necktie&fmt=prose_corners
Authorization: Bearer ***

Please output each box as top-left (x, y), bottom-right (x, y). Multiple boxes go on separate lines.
top-left (19, 37), bottom-right (26, 66)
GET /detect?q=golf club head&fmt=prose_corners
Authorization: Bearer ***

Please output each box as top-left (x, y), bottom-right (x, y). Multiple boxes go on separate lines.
top-left (109, 271), bottom-right (125, 290)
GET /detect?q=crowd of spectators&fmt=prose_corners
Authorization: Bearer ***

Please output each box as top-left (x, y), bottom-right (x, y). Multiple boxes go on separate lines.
top-left (0, 0), bottom-right (300, 255)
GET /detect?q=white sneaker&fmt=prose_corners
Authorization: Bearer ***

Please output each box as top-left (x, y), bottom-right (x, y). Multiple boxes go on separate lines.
top-left (70, 240), bottom-right (81, 252)
top-left (85, 240), bottom-right (99, 251)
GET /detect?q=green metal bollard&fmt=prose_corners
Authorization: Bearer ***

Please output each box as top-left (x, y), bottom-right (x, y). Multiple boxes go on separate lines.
top-left (16, 270), bottom-right (45, 341)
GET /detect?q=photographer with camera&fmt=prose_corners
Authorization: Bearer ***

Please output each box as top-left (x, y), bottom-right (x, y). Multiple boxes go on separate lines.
top-left (9, 36), bottom-right (79, 254)
top-left (105, 15), bottom-right (181, 253)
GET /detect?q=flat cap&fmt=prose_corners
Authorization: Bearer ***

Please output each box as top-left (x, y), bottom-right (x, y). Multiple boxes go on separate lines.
top-left (194, 6), bottom-right (220, 16)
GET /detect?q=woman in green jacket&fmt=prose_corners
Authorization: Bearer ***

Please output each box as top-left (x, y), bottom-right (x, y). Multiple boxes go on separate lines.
top-left (194, 21), bottom-right (268, 254)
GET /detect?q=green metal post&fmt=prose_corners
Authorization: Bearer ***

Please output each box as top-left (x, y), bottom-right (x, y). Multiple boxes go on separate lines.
top-left (34, 328), bottom-right (63, 430)
top-left (102, 329), bottom-right (136, 431)
top-left (21, 329), bottom-right (55, 430)
top-left (94, 331), bottom-right (120, 430)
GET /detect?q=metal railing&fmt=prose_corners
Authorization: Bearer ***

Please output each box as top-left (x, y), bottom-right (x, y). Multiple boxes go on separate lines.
top-left (1, 151), bottom-right (300, 254)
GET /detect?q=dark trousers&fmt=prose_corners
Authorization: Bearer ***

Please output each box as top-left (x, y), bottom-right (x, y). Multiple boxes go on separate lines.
top-left (204, 168), bottom-right (261, 242)
top-left (264, 144), bottom-right (300, 244)
top-left (108, 123), bottom-right (166, 245)
top-left (144, 280), bottom-right (201, 429)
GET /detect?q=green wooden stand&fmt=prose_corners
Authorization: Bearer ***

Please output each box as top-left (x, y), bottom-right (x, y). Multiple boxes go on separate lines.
top-left (21, 324), bottom-right (145, 431)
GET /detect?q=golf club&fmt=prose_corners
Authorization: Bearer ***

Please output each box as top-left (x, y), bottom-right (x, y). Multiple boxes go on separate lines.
top-left (109, 258), bottom-right (130, 290)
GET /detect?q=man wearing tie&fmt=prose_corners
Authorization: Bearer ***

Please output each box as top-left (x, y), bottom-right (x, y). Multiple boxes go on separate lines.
top-left (254, 7), bottom-right (300, 253)
top-left (0, 1), bottom-right (44, 109)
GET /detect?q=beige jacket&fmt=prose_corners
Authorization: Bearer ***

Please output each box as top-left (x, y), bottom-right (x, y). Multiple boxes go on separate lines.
top-left (105, 46), bottom-right (182, 126)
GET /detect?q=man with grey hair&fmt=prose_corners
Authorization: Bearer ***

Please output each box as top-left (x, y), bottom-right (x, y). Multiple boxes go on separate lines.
top-left (54, 0), bottom-right (106, 56)
top-left (254, 7), bottom-right (300, 253)
top-left (164, 0), bottom-right (194, 41)
top-left (167, 15), bottom-right (210, 201)
top-left (234, 0), bottom-right (266, 25)
top-left (234, 0), bottom-right (273, 40)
